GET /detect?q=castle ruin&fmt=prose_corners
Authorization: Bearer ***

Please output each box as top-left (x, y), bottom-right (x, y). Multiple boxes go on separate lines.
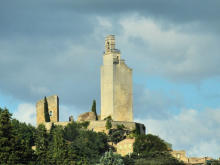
top-left (36, 35), bottom-right (146, 155)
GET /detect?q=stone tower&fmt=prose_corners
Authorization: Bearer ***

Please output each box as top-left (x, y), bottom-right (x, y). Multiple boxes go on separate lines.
top-left (101, 35), bottom-right (133, 121)
top-left (36, 95), bottom-right (59, 125)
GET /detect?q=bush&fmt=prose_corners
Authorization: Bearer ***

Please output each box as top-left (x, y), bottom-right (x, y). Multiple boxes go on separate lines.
top-left (98, 149), bottom-right (124, 165)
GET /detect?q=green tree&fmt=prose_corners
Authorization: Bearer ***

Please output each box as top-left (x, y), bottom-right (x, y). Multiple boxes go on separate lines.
top-left (98, 149), bottom-right (124, 165)
top-left (63, 121), bottom-right (109, 164)
top-left (35, 124), bottom-right (49, 165)
top-left (132, 134), bottom-right (184, 165)
top-left (0, 108), bottom-right (35, 164)
top-left (48, 125), bottom-right (68, 165)
top-left (0, 108), bottom-right (14, 164)
top-left (108, 126), bottom-right (129, 144)
top-left (11, 119), bottom-right (36, 164)
top-left (44, 97), bottom-right (50, 122)
top-left (91, 100), bottom-right (98, 120)
top-left (105, 117), bottom-right (112, 130)
top-left (133, 134), bottom-right (168, 156)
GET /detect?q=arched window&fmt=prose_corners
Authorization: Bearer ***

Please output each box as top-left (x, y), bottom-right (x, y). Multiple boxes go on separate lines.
top-left (49, 110), bottom-right (53, 116)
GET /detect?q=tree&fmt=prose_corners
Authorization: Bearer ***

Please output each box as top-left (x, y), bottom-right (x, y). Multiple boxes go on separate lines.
top-left (0, 108), bottom-right (14, 164)
top-left (105, 116), bottom-right (112, 130)
top-left (133, 134), bottom-right (169, 156)
top-left (91, 100), bottom-right (98, 120)
top-left (132, 134), bottom-right (184, 165)
top-left (98, 149), bottom-right (124, 165)
top-left (35, 124), bottom-right (49, 165)
top-left (0, 108), bottom-right (35, 164)
top-left (11, 119), bottom-right (36, 163)
top-left (48, 125), bottom-right (68, 165)
top-left (108, 125), bottom-right (129, 144)
top-left (44, 97), bottom-right (50, 122)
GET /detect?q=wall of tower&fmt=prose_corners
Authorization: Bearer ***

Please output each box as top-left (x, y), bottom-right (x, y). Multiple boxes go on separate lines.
top-left (113, 60), bottom-right (133, 121)
top-left (101, 55), bottom-right (114, 120)
top-left (101, 35), bottom-right (133, 121)
top-left (36, 95), bottom-right (59, 126)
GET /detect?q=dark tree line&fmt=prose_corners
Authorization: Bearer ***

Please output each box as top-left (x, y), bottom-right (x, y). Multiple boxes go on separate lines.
top-left (0, 107), bottom-right (109, 165)
top-left (0, 107), bottom-right (187, 165)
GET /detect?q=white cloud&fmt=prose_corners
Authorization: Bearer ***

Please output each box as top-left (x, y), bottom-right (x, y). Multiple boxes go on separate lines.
top-left (136, 108), bottom-right (220, 158)
top-left (13, 103), bottom-right (36, 126)
top-left (118, 14), bottom-right (220, 83)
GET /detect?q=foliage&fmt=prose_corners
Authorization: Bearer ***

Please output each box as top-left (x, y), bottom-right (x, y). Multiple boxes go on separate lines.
top-left (79, 121), bottom-right (90, 129)
top-left (98, 149), bottom-right (124, 165)
top-left (116, 124), bottom-right (125, 130)
top-left (206, 159), bottom-right (220, 165)
top-left (0, 107), bottom-right (14, 164)
top-left (132, 134), bottom-right (184, 165)
top-left (105, 117), bottom-right (112, 130)
top-left (0, 106), bottom-right (185, 165)
top-left (63, 121), bottom-right (109, 164)
top-left (0, 108), bottom-right (35, 164)
top-left (12, 119), bottom-right (36, 147)
top-left (133, 134), bottom-right (169, 156)
top-left (44, 96), bottom-right (50, 122)
top-left (104, 116), bottom-right (112, 121)
top-left (91, 100), bottom-right (98, 120)
top-left (47, 125), bottom-right (69, 165)
top-left (35, 124), bottom-right (49, 164)
top-left (108, 127), bottom-right (130, 144)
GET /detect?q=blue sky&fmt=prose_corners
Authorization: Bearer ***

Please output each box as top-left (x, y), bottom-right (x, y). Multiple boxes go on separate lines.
top-left (1, 0), bottom-right (220, 158)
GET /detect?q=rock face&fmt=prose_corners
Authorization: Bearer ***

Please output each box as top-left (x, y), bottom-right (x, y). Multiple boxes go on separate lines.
top-left (77, 112), bottom-right (97, 121)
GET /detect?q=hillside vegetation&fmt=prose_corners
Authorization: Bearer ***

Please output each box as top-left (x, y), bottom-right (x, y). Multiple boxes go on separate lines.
top-left (0, 107), bottom-right (185, 165)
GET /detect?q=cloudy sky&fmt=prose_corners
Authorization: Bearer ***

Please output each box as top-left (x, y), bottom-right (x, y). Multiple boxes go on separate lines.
top-left (1, 0), bottom-right (220, 158)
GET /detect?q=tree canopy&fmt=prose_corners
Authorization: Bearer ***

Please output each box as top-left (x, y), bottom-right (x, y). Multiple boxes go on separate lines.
top-left (0, 106), bottom-right (188, 165)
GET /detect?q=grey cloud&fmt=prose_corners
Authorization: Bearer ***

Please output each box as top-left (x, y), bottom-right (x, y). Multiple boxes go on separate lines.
top-left (1, 0), bottom-right (220, 119)
top-left (0, 1), bottom-right (96, 39)
top-left (0, 36), bottom-right (102, 113)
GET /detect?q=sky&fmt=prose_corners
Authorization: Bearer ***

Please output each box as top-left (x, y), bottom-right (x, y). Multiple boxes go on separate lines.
top-left (1, 0), bottom-right (220, 158)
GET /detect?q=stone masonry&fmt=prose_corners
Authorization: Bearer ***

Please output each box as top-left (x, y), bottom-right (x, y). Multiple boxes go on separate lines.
top-left (101, 35), bottom-right (133, 121)
top-left (36, 95), bottom-right (59, 126)
top-left (35, 35), bottom-right (146, 156)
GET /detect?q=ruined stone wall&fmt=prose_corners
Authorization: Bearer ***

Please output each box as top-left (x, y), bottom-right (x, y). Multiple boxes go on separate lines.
top-left (117, 138), bottom-right (135, 156)
top-left (87, 121), bottom-right (145, 134)
top-left (36, 95), bottom-right (59, 126)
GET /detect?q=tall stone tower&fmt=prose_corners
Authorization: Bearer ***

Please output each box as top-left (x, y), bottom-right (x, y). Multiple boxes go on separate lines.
top-left (36, 95), bottom-right (59, 125)
top-left (101, 35), bottom-right (133, 121)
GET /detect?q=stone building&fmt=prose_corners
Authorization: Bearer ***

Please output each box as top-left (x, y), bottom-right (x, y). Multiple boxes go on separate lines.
top-left (101, 35), bottom-right (133, 121)
top-left (35, 35), bottom-right (146, 156)
top-left (171, 150), bottom-right (213, 164)
top-left (36, 95), bottom-right (59, 126)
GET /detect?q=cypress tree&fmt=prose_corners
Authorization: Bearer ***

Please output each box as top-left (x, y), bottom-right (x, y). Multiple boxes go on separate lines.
top-left (44, 97), bottom-right (50, 122)
top-left (91, 100), bottom-right (98, 120)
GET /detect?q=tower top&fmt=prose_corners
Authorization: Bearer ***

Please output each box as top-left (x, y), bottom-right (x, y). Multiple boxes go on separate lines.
top-left (105, 35), bottom-right (119, 54)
